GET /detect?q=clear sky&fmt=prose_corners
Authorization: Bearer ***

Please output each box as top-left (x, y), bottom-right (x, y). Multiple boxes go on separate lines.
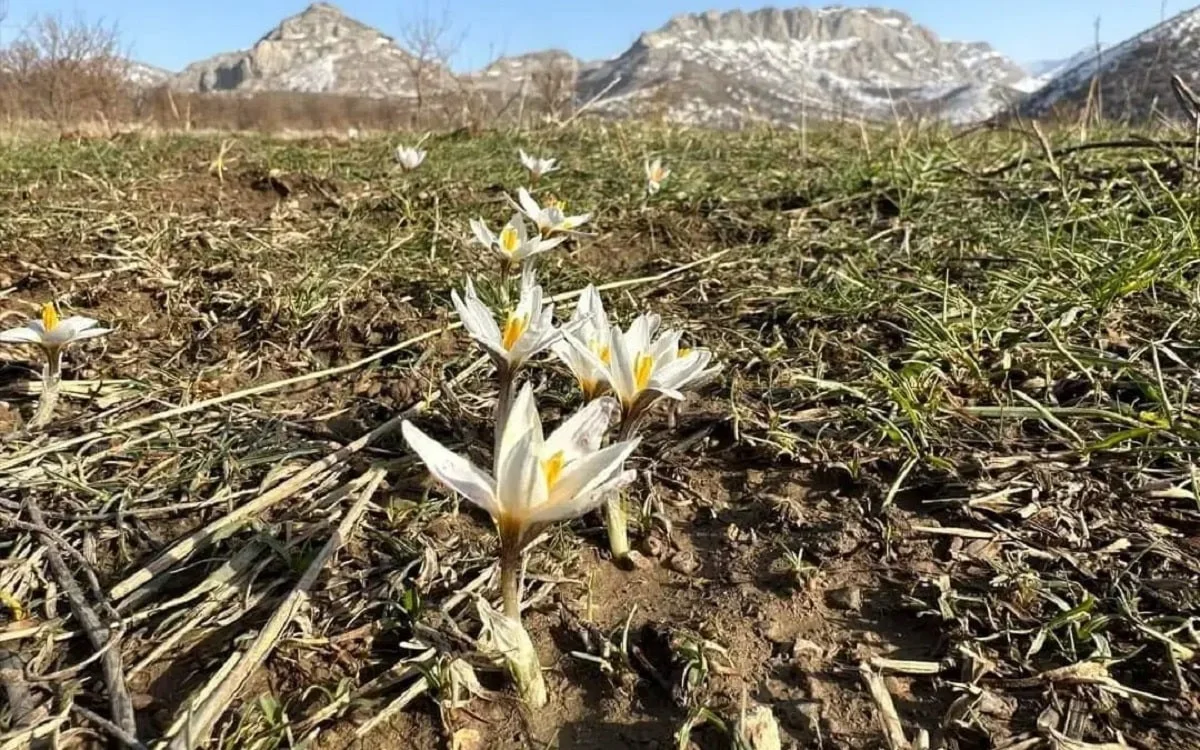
top-left (1, 0), bottom-right (1187, 73)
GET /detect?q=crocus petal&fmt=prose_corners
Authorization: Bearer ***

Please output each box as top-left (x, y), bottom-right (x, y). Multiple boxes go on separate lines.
top-left (544, 396), bottom-right (620, 462)
top-left (551, 339), bottom-right (592, 383)
top-left (68, 327), bottom-right (112, 342)
top-left (453, 286), bottom-right (502, 346)
top-left (654, 349), bottom-right (713, 390)
top-left (495, 428), bottom-right (542, 519)
top-left (471, 219), bottom-right (494, 247)
top-left (625, 314), bottom-right (660, 353)
top-left (498, 383), bottom-right (543, 473)
top-left (542, 437), bottom-right (641, 512)
top-left (648, 330), bottom-right (682, 364)
top-left (535, 235), bottom-right (567, 253)
top-left (0, 326), bottom-right (44, 344)
top-left (402, 421), bottom-right (499, 517)
top-left (510, 214), bottom-right (529, 243)
top-left (576, 286), bottom-right (609, 334)
top-left (532, 466), bottom-right (639, 529)
top-left (57, 316), bottom-right (100, 335)
top-left (517, 188), bottom-right (541, 219)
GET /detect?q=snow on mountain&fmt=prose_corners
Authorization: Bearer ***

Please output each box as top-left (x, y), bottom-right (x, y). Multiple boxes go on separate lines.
top-left (1019, 6), bottom-right (1200, 121)
top-left (577, 6), bottom-right (1031, 127)
top-left (1017, 45), bottom-right (1106, 93)
top-left (126, 61), bottom-right (172, 88)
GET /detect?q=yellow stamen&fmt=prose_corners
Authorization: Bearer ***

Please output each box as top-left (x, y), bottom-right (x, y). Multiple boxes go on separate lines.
top-left (501, 312), bottom-right (528, 350)
top-left (677, 347), bottom-right (692, 359)
top-left (633, 352), bottom-right (655, 391)
top-left (541, 450), bottom-right (565, 489)
top-left (589, 340), bottom-right (611, 365)
top-left (499, 225), bottom-right (520, 254)
top-left (41, 302), bottom-right (59, 331)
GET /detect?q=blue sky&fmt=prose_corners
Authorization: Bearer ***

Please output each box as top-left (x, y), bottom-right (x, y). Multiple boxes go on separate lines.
top-left (2, 0), bottom-right (1186, 73)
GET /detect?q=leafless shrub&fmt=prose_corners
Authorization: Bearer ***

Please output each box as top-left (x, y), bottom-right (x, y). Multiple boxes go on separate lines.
top-left (397, 1), bottom-right (462, 123)
top-left (0, 11), bottom-right (132, 128)
top-left (530, 56), bottom-right (577, 122)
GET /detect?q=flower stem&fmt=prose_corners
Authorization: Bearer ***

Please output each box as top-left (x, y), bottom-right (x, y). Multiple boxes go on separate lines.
top-left (30, 349), bottom-right (62, 429)
top-left (494, 366), bottom-right (516, 458)
top-left (604, 494), bottom-right (631, 564)
top-left (604, 417), bottom-right (640, 567)
top-left (499, 538), bottom-right (523, 621)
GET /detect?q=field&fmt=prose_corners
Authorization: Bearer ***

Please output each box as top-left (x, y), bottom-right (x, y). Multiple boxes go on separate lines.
top-left (1, 121), bottom-right (1199, 750)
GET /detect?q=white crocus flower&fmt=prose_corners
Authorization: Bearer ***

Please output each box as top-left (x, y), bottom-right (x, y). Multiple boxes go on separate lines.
top-left (402, 385), bottom-right (638, 705)
top-left (0, 302), bottom-right (110, 362)
top-left (469, 214), bottom-right (565, 266)
top-left (645, 158), bottom-right (670, 195)
top-left (518, 149), bottom-right (558, 181)
top-left (394, 146), bottom-right (426, 171)
top-left (569, 312), bottom-right (719, 424)
top-left (1, 302), bottom-right (111, 428)
top-left (451, 269), bottom-right (560, 376)
top-left (511, 188), bottom-right (591, 238)
top-left (552, 284), bottom-right (612, 401)
top-left (401, 384), bottom-right (638, 607)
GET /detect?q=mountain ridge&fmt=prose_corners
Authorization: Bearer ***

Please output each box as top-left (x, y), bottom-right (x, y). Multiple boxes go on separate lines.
top-left (111, 2), bottom-right (1195, 128)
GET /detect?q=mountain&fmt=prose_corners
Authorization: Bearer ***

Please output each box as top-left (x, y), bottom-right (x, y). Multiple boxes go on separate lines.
top-left (126, 61), bottom-right (173, 88)
top-left (1019, 6), bottom-right (1200, 122)
top-left (1018, 45), bottom-right (1106, 93)
top-left (171, 2), bottom-right (439, 96)
top-left (576, 6), bottom-right (1034, 126)
top-left (470, 49), bottom-right (581, 92)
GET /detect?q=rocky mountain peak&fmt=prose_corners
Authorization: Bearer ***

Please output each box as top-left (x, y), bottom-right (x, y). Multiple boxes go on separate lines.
top-left (643, 6), bottom-right (925, 46)
top-left (171, 1), bottom-right (426, 96)
top-left (266, 2), bottom-right (385, 44)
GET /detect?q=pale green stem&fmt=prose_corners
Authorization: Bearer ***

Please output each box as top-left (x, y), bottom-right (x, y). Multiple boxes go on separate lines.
top-left (494, 366), bottom-right (517, 458)
top-left (498, 257), bottom-right (513, 306)
top-left (29, 348), bottom-right (62, 430)
top-left (604, 494), bottom-right (631, 564)
top-left (604, 415), bottom-right (642, 566)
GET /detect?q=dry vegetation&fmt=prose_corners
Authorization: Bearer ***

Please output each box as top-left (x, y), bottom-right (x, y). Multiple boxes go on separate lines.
top-left (1, 119), bottom-right (1200, 750)
top-left (0, 9), bottom-right (572, 137)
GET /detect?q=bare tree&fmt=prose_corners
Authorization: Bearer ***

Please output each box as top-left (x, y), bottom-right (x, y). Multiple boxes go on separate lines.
top-left (0, 11), bottom-right (130, 127)
top-left (529, 55), bottom-right (577, 122)
top-left (397, 1), bottom-right (463, 123)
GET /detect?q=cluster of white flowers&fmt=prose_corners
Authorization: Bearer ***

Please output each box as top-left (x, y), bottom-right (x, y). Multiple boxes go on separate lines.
top-left (399, 147), bottom-right (711, 705)
top-left (0, 144), bottom-right (691, 706)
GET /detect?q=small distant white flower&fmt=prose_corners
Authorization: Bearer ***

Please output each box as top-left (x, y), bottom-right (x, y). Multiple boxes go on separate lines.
top-left (401, 383), bottom-right (639, 552)
top-left (394, 145), bottom-right (426, 171)
top-left (645, 158), bottom-right (670, 195)
top-left (519, 149), bottom-right (559, 181)
top-left (552, 285), bottom-right (612, 401)
top-left (470, 214), bottom-right (565, 265)
top-left (566, 312), bottom-right (719, 421)
top-left (0, 302), bottom-right (110, 359)
top-left (511, 188), bottom-right (591, 238)
top-left (451, 267), bottom-right (561, 375)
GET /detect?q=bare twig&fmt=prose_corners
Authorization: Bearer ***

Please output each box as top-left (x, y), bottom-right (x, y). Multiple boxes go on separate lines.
top-left (164, 467), bottom-right (385, 750)
top-left (25, 497), bottom-right (137, 741)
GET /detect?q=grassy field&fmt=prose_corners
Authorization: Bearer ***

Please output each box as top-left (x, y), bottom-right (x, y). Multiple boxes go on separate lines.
top-left (1, 121), bottom-right (1199, 750)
